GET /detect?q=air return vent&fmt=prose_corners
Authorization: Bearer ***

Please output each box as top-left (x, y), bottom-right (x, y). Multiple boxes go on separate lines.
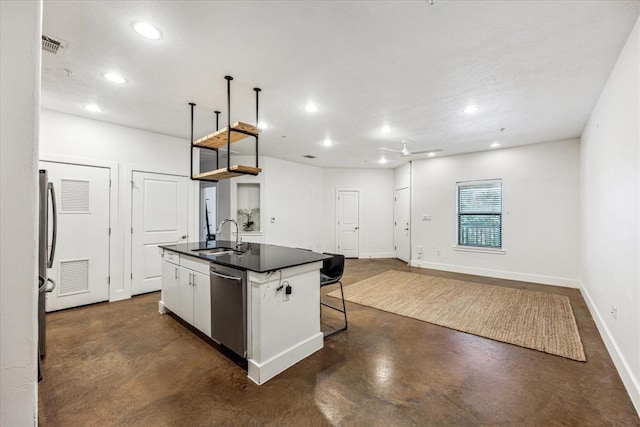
top-left (42, 34), bottom-right (66, 54)
top-left (58, 259), bottom-right (89, 296)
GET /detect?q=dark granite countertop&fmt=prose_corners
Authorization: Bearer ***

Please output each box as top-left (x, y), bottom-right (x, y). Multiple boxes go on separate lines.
top-left (159, 240), bottom-right (331, 273)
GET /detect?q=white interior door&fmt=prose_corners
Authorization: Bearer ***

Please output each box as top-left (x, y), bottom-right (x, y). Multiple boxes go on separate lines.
top-left (132, 172), bottom-right (188, 295)
top-left (42, 161), bottom-right (110, 311)
top-left (394, 187), bottom-right (410, 263)
top-left (336, 190), bottom-right (359, 258)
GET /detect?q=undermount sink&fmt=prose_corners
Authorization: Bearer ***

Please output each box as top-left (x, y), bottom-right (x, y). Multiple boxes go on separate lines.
top-left (192, 247), bottom-right (234, 256)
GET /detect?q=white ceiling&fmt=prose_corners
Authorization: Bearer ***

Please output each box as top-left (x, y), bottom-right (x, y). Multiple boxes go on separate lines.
top-left (41, 1), bottom-right (640, 169)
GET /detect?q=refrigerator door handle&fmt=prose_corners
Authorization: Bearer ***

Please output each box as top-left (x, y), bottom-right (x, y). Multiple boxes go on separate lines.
top-left (45, 277), bottom-right (56, 293)
top-left (38, 276), bottom-right (47, 293)
top-left (47, 182), bottom-right (57, 268)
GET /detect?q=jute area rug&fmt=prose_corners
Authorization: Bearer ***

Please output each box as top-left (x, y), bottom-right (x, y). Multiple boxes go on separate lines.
top-left (328, 270), bottom-right (586, 361)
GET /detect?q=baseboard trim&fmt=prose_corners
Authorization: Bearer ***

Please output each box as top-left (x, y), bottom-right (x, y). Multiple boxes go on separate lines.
top-left (580, 282), bottom-right (640, 415)
top-left (247, 332), bottom-right (323, 385)
top-left (410, 260), bottom-right (581, 288)
top-left (359, 252), bottom-right (396, 259)
top-left (158, 300), bottom-right (168, 314)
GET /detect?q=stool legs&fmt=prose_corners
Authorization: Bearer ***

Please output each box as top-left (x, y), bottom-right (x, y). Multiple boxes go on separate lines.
top-left (321, 280), bottom-right (348, 337)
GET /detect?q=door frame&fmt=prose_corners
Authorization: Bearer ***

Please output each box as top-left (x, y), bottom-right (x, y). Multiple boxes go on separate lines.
top-left (39, 154), bottom-right (118, 301)
top-left (124, 164), bottom-right (197, 299)
top-left (335, 188), bottom-right (360, 257)
top-left (394, 186), bottom-right (411, 263)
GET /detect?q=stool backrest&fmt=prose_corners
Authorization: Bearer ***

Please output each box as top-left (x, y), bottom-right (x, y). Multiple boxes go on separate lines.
top-left (321, 253), bottom-right (345, 282)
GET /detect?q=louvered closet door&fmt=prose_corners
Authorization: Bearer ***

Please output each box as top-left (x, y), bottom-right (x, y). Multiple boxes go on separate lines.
top-left (41, 161), bottom-right (110, 311)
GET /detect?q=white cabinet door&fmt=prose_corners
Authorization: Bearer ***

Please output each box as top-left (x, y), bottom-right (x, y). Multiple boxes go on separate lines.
top-left (161, 259), bottom-right (180, 313)
top-left (178, 266), bottom-right (194, 324)
top-left (192, 270), bottom-right (211, 337)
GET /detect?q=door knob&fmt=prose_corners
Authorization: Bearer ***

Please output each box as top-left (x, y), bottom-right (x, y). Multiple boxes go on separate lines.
top-left (354, 227), bottom-right (359, 230)
top-left (180, 235), bottom-right (187, 239)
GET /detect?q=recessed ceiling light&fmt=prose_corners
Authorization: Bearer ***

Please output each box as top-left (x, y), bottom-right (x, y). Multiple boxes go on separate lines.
top-left (84, 104), bottom-right (102, 113)
top-left (304, 103), bottom-right (319, 113)
top-left (379, 156), bottom-right (388, 164)
top-left (132, 21), bottom-right (162, 40)
top-left (428, 152), bottom-right (436, 157)
top-left (103, 72), bottom-right (126, 84)
top-left (380, 125), bottom-right (391, 133)
top-left (257, 121), bottom-right (269, 130)
top-left (322, 138), bottom-right (333, 147)
top-left (490, 142), bottom-right (501, 148)
top-left (463, 104), bottom-right (479, 114)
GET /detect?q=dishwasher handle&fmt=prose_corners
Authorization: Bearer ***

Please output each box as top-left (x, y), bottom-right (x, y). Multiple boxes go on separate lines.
top-left (210, 269), bottom-right (243, 282)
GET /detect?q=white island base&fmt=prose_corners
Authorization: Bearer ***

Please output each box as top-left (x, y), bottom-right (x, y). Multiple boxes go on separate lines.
top-left (159, 249), bottom-right (324, 385)
top-left (246, 262), bottom-right (324, 384)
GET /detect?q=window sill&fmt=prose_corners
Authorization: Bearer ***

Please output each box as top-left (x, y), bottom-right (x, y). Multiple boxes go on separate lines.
top-left (453, 245), bottom-right (506, 255)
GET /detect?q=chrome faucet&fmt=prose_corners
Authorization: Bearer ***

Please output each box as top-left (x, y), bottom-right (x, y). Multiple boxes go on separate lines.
top-left (216, 219), bottom-right (241, 249)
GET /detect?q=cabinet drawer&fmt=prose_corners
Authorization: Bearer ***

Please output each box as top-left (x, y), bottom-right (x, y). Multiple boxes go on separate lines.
top-left (163, 250), bottom-right (179, 264)
top-left (181, 256), bottom-right (210, 275)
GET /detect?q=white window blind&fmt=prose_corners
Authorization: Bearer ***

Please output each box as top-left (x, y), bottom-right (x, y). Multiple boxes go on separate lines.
top-left (457, 180), bottom-right (502, 249)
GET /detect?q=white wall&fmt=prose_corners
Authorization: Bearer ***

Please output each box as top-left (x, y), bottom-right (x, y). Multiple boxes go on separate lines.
top-left (214, 156), bottom-right (323, 251)
top-left (39, 110), bottom-right (199, 301)
top-left (41, 109), bottom-right (189, 172)
top-left (410, 139), bottom-right (581, 287)
top-left (0, 0), bottom-right (41, 424)
top-left (262, 157), bottom-right (323, 251)
top-left (580, 16), bottom-right (640, 413)
top-left (322, 168), bottom-right (395, 257)
top-left (394, 163), bottom-right (411, 190)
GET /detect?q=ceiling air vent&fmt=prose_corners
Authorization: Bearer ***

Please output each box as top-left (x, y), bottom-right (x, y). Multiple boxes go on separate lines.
top-left (303, 155), bottom-right (316, 159)
top-left (42, 34), bottom-right (66, 54)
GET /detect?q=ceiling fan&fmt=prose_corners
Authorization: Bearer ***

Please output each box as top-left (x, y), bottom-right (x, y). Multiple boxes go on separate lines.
top-left (379, 140), bottom-right (443, 157)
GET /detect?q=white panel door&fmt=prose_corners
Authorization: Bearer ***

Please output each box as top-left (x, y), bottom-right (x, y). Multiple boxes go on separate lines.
top-left (394, 187), bottom-right (410, 263)
top-left (132, 172), bottom-right (188, 295)
top-left (336, 190), bottom-right (359, 258)
top-left (41, 161), bottom-right (110, 311)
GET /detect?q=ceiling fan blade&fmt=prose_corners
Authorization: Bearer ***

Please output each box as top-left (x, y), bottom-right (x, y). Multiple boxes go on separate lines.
top-left (408, 148), bottom-right (444, 155)
top-left (379, 147), bottom-right (401, 153)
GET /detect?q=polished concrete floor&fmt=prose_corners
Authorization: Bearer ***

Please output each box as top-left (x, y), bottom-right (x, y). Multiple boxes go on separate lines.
top-left (39, 259), bottom-right (639, 426)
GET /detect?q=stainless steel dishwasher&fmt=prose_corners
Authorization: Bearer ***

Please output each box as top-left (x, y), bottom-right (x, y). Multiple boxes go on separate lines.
top-left (210, 263), bottom-right (247, 359)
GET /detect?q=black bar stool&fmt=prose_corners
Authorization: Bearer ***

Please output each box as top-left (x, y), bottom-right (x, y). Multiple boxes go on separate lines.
top-left (320, 253), bottom-right (348, 337)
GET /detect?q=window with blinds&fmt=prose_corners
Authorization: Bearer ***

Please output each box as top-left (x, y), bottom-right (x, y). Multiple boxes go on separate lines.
top-left (457, 180), bottom-right (502, 249)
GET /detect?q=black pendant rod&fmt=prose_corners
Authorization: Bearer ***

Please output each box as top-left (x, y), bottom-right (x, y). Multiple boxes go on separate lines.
top-left (189, 102), bottom-right (196, 179)
top-left (214, 110), bottom-right (220, 170)
top-left (225, 76), bottom-right (233, 172)
top-left (254, 88), bottom-right (261, 169)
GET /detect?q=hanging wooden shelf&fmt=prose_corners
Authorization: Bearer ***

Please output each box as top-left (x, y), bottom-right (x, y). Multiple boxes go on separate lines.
top-left (189, 76), bottom-right (262, 182)
top-left (194, 122), bottom-right (260, 149)
top-left (193, 165), bottom-right (262, 181)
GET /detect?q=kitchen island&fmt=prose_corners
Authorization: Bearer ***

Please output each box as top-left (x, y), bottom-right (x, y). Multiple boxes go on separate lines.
top-left (158, 241), bottom-right (330, 385)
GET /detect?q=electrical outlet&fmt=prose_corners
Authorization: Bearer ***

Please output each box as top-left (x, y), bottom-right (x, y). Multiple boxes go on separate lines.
top-left (417, 245), bottom-right (423, 255)
top-left (611, 305), bottom-right (617, 320)
top-left (436, 249), bottom-right (441, 256)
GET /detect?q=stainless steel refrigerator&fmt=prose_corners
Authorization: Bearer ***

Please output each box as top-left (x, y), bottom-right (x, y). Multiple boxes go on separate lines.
top-left (39, 169), bottom-right (57, 361)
